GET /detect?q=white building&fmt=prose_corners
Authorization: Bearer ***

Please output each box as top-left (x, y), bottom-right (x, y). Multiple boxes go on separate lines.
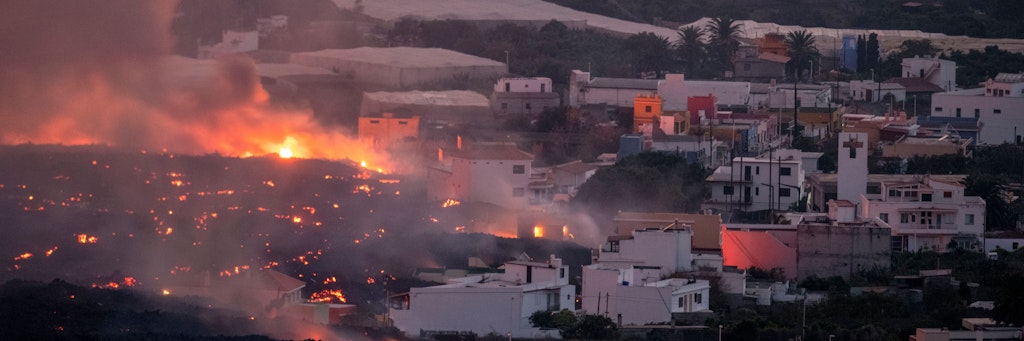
top-left (703, 151), bottom-right (810, 213)
top-left (831, 133), bottom-right (985, 252)
top-left (390, 256), bottom-right (573, 338)
top-left (581, 266), bottom-right (710, 325)
top-left (291, 47), bottom-right (506, 88)
top-left (901, 56), bottom-right (956, 91)
top-left (863, 175), bottom-right (986, 252)
top-left (849, 80), bottom-right (906, 103)
top-left (197, 30), bottom-right (259, 59)
top-left (658, 73), bottom-right (751, 111)
top-left (568, 70), bottom-right (658, 107)
top-left (491, 77), bottom-right (561, 116)
top-left (596, 227), bottom-right (694, 276)
top-left (930, 73), bottom-right (1024, 145)
top-left (427, 143), bottom-right (534, 209)
top-left (582, 227), bottom-right (711, 325)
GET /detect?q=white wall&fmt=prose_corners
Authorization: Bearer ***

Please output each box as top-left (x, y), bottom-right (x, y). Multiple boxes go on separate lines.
top-left (495, 78), bottom-right (552, 93)
top-left (598, 229), bottom-right (693, 276)
top-left (931, 91), bottom-right (1024, 145)
top-left (449, 156), bottom-right (531, 209)
top-left (392, 287), bottom-right (560, 338)
top-left (707, 157), bottom-right (804, 212)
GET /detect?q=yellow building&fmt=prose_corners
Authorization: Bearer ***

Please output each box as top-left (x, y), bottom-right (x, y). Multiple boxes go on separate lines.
top-left (633, 93), bottom-right (662, 133)
top-left (358, 113), bottom-right (420, 147)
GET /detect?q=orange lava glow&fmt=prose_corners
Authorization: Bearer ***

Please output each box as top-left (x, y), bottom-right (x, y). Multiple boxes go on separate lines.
top-left (14, 252), bottom-right (32, 261)
top-left (162, 289), bottom-right (171, 296)
top-left (308, 289), bottom-right (346, 303)
top-left (533, 226), bottom-right (544, 238)
top-left (77, 234), bottom-right (98, 244)
top-left (442, 198), bottom-right (461, 208)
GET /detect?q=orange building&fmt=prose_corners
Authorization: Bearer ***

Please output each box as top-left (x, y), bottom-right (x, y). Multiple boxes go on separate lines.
top-left (358, 113), bottom-right (420, 147)
top-left (757, 33), bottom-right (788, 57)
top-left (633, 93), bottom-right (662, 133)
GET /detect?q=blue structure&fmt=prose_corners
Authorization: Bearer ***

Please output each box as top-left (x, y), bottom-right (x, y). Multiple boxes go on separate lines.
top-left (841, 35), bottom-right (858, 72)
top-left (617, 134), bottom-right (645, 160)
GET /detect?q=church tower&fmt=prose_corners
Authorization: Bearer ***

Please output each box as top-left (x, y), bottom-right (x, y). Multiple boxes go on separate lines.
top-left (837, 132), bottom-right (868, 204)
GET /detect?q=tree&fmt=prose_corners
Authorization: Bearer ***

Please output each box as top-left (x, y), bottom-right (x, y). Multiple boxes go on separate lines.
top-left (992, 273), bottom-right (1024, 326)
top-left (572, 152), bottom-right (709, 225)
top-left (624, 32), bottom-right (674, 77)
top-left (704, 17), bottom-right (743, 76)
top-left (785, 30), bottom-right (820, 83)
top-left (675, 25), bottom-right (707, 78)
top-left (560, 313), bottom-right (619, 340)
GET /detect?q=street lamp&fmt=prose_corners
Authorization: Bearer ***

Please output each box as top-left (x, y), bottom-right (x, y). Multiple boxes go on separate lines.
top-left (719, 324), bottom-right (723, 341)
top-left (504, 50), bottom-right (510, 72)
top-left (808, 60), bottom-right (814, 83)
top-left (829, 334), bottom-right (836, 341)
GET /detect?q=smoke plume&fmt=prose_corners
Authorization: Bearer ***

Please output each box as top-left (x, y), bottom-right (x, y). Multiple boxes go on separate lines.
top-left (0, 0), bottom-right (393, 170)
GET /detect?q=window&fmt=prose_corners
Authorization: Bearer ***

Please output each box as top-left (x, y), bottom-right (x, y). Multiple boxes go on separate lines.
top-left (505, 83), bottom-right (511, 92)
top-left (780, 167), bottom-right (792, 176)
top-left (512, 165), bottom-right (525, 174)
top-left (974, 108), bottom-right (980, 118)
top-left (369, 120), bottom-right (381, 124)
top-left (398, 121), bottom-right (408, 125)
top-left (560, 268), bottom-right (565, 278)
top-left (608, 241), bottom-right (620, 252)
top-left (723, 186), bottom-right (734, 195)
top-left (645, 105), bottom-right (652, 113)
top-left (1014, 242), bottom-right (1020, 250)
top-left (755, 187), bottom-right (760, 196)
top-left (694, 293), bottom-right (703, 304)
top-left (880, 213), bottom-right (889, 223)
top-left (900, 213), bottom-right (910, 224)
top-left (956, 108), bottom-right (962, 117)
top-left (944, 191), bottom-right (952, 198)
top-left (965, 214), bottom-right (974, 225)
top-left (994, 109), bottom-right (1002, 114)
top-left (512, 188), bottom-right (525, 197)
top-left (780, 188), bottom-right (792, 197)
top-left (935, 107), bottom-right (943, 112)
top-left (922, 193), bottom-right (932, 202)
top-left (678, 297), bottom-right (685, 308)
top-left (756, 166), bottom-right (760, 175)
top-left (525, 103), bottom-right (532, 110)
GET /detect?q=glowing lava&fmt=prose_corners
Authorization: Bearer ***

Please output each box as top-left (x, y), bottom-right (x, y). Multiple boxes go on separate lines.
top-left (309, 289), bottom-right (346, 303)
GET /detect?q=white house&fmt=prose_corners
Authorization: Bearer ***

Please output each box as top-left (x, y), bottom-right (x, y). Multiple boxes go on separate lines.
top-left (582, 226), bottom-right (711, 325)
top-left (849, 80), bottom-right (906, 103)
top-left (703, 151), bottom-right (810, 213)
top-left (389, 256), bottom-right (574, 339)
top-left (863, 175), bottom-right (986, 252)
top-left (930, 73), bottom-right (1024, 145)
top-left (581, 266), bottom-right (711, 325)
top-left (427, 143), bottom-right (534, 209)
top-left (901, 56), bottom-right (956, 91)
top-left (596, 226), bottom-right (694, 276)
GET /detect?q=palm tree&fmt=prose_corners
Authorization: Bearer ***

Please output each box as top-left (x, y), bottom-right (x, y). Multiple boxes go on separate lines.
top-left (624, 32), bottom-right (673, 78)
top-left (704, 17), bottom-right (743, 76)
top-left (785, 29), bottom-right (820, 83)
top-left (675, 25), bottom-right (706, 78)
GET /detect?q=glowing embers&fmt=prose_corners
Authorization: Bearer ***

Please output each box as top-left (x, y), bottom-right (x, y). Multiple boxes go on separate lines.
top-left (442, 198), bottom-right (461, 208)
top-left (77, 234), bottom-right (98, 244)
top-left (92, 276), bottom-right (139, 289)
top-left (308, 289), bottom-right (346, 303)
top-left (534, 225), bottom-right (544, 238)
top-left (278, 136), bottom-right (297, 159)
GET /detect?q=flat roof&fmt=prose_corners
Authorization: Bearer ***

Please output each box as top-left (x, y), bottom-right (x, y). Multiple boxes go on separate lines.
top-left (255, 63), bottom-right (336, 78)
top-left (589, 77), bottom-right (659, 90)
top-left (292, 47), bottom-right (506, 69)
top-left (363, 90), bottom-right (490, 107)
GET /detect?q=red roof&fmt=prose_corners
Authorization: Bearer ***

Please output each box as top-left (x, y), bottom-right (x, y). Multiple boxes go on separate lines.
top-left (722, 229), bottom-right (797, 277)
top-left (758, 52), bottom-right (791, 64)
top-left (883, 77), bottom-right (944, 93)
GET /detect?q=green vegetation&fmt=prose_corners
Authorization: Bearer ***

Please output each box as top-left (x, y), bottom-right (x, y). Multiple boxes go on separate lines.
top-left (572, 152), bottom-right (709, 224)
top-left (530, 310), bottom-right (619, 339)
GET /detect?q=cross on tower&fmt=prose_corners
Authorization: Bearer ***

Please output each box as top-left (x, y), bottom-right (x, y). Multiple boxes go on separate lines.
top-left (843, 135), bottom-right (864, 159)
